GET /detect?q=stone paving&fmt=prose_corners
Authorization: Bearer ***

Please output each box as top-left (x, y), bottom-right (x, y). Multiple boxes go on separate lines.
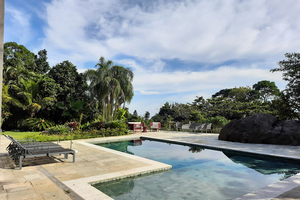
top-left (1, 131), bottom-right (300, 199)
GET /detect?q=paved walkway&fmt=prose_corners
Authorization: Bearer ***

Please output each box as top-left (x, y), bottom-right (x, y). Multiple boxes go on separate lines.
top-left (1, 131), bottom-right (300, 199)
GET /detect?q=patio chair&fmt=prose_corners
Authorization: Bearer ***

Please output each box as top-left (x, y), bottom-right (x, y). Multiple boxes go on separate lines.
top-left (175, 122), bottom-right (183, 131)
top-left (189, 123), bottom-right (202, 132)
top-left (181, 123), bottom-right (191, 131)
top-left (195, 123), bottom-right (206, 133)
top-left (150, 122), bottom-right (161, 131)
top-left (205, 123), bottom-right (212, 133)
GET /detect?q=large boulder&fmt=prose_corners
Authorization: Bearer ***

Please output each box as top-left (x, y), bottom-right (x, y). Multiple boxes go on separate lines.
top-left (218, 113), bottom-right (300, 145)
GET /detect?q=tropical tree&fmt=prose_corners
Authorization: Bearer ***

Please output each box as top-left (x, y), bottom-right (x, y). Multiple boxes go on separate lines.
top-left (4, 62), bottom-right (39, 85)
top-left (252, 80), bottom-right (280, 102)
top-left (3, 42), bottom-right (37, 72)
top-left (11, 78), bottom-right (56, 118)
top-left (212, 88), bottom-right (232, 99)
top-left (271, 53), bottom-right (300, 118)
top-left (228, 86), bottom-right (252, 102)
top-left (34, 49), bottom-right (51, 74)
top-left (144, 111), bottom-right (150, 121)
top-left (84, 57), bottom-right (134, 121)
top-left (48, 60), bottom-right (87, 103)
top-left (57, 97), bottom-right (85, 121)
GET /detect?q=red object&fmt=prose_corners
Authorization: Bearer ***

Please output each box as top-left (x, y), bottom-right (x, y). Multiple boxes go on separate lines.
top-left (150, 122), bottom-right (161, 131)
top-left (141, 123), bottom-right (147, 132)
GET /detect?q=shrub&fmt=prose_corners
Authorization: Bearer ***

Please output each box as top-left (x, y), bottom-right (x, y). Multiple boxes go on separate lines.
top-left (47, 125), bottom-right (70, 135)
top-left (106, 120), bottom-right (127, 129)
top-left (90, 121), bottom-right (105, 129)
top-left (25, 118), bottom-right (54, 131)
top-left (81, 122), bottom-right (91, 130)
top-left (210, 116), bottom-right (230, 127)
top-left (67, 122), bottom-right (78, 129)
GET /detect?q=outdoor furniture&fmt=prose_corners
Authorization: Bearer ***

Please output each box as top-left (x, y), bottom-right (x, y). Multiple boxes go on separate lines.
top-left (204, 123), bottom-right (212, 133)
top-left (3, 134), bottom-right (75, 169)
top-left (141, 123), bottom-right (148, 132)
top-left (195, 123), bottom-right (205, 133)
top-left (181, 123), bottom-right (191, 131)
top-left (127, 122), bottom-right (143, 132)
top-left (189, 123), bottom-right (202, 132)
top-left (175, 122), bottom-right (183, 131)
top-left (150, 122), bottom-right (161, 131)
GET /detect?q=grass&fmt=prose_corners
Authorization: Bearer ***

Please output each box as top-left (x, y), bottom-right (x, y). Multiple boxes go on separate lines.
top-left (2, 130), bottom-right (131, 142)
top-left (3, 131), bottom-right (41, 140)
top-left (2, 131), bottom-right (75, 142)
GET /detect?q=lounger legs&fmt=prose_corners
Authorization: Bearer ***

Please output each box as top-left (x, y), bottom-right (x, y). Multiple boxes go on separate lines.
top-left (19, 157), bottom-right (22, 169)
top-left (73, 153), bottom-right (75, 162)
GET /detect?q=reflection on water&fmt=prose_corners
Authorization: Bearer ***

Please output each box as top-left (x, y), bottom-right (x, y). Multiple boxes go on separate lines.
top-left (95, 140), bottom-right (300, 200)
top-left (188, 146), bottom-right (204, 153)
top-left (223, 151), bottom-right (300, 180)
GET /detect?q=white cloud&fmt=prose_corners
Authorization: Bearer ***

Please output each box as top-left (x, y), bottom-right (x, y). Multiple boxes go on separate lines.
top-left (118, 59), bottom-right (285, 95)
top-left (41, 0), bottom-right (300, 67)
top-left (5, 6), bottom-right (31, 44)
top-left (20, 0), bottom-right (295, 116)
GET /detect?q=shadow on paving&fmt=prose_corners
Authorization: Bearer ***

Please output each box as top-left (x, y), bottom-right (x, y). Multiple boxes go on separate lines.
top-left (0, 153), bottom-right (61, 169)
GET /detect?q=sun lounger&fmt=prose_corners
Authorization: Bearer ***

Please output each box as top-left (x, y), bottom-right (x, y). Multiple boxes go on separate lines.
top-left (3, 134), bottom-right (75, 169)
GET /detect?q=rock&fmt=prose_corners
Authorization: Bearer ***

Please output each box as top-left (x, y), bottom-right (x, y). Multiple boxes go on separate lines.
top-left (218, 113), bottom-right (300, 146)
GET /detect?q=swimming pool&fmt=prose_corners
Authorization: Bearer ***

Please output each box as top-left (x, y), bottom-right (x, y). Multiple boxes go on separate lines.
top-left (93, 139), bottom-right (300, 200)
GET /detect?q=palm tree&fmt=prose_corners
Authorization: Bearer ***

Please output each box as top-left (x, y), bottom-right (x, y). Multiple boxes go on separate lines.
top-left (4, 62), bottom-right (39, 85)
top-left (11, 78), bottom-right (56, 117)
top-left (85, 57), bottom-right (134, 121)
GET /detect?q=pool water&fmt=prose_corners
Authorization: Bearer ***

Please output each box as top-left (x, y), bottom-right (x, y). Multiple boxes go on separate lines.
top-left (94, 140), bottom-right (300, 200)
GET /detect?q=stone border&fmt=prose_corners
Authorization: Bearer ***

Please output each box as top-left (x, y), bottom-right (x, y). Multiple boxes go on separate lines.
top-left (141, 136), bottom-right (300, 161)
top-left (235, 173), bottom-right (300, 200)
top-left (63, 139), bottom-right (172, 200)
top-left (61, 135), bottom-right (300, 200)
top-left (141, 136), bottom-right (300, 200)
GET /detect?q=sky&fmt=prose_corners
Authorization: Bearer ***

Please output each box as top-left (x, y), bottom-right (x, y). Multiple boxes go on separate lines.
top-left (4, 0), bottom-right (300, 118)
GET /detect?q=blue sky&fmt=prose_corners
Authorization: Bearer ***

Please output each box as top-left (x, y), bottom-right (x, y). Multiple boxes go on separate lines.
top-left (5, 0), bottom-right (300, 117)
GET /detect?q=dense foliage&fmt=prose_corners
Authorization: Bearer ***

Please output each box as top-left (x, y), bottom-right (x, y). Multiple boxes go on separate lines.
top-left (2, 41), bottom-right (297, 136)
top-left (2, 42), bottom-right (134, 132)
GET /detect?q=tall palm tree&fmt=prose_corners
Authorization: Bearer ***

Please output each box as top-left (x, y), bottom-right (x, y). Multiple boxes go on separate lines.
top-left (85, 57), bottom-right (134, 121)
top-left (11, 78), bottom-right (56, 117)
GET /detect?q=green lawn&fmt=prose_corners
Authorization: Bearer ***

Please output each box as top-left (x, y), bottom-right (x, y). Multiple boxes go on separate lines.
top-left (3, 131), bottom-right (41, 140)
top-left (2, 131), bottom-right (74, 142)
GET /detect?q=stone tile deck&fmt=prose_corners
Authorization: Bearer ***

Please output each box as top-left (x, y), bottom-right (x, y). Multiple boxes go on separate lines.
top-left (1, 131), bottom-right (300, 199)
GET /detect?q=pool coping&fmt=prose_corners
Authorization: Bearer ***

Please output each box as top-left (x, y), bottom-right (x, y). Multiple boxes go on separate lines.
top-left (62, 139), bottom-right (172, 200)
top-left (64, 135), bottom-right (300, 200)
top-left (140, 136), bottom-right (300, 199)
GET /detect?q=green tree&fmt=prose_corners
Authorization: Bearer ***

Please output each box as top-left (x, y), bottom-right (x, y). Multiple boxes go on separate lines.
top-left (133, 110), bottom-right (138, 117)
top-left (228, 86), bottom-right (252, 102)
top-left (11, 78), bottom-right (56, 118)
top-left (212, 88), bottom-right (232, 99)
top-left (252, 80), bottom-right (280, 102)
top-left (4, 42), bottom-right (37, 72)
top-left (48, 60), bottom-right (88, 103)
top-left (144, 111), bottom-right (150, 120)
top-left (84, 57), bottom-right (134, 121)
top-left (57, 97), bottom-right (85, 121)
top-left (4, 63), bottom-right (39, 85)
top-left (34, 49), bottom-right (50, 74)
top-left (271, 53), bottom-right (300, 118)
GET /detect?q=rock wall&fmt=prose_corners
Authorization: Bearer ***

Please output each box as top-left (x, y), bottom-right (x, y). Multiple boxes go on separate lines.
top-left (218, 113), bottom-right (300, 146)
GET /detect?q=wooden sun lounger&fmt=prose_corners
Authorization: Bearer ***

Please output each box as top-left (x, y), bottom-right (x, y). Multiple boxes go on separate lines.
top-left (3, 134), bottom-right (75, 169)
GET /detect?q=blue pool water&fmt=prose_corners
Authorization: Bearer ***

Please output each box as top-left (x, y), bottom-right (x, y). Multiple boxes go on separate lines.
top-left (93, 140), bottom-right (300, 200)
